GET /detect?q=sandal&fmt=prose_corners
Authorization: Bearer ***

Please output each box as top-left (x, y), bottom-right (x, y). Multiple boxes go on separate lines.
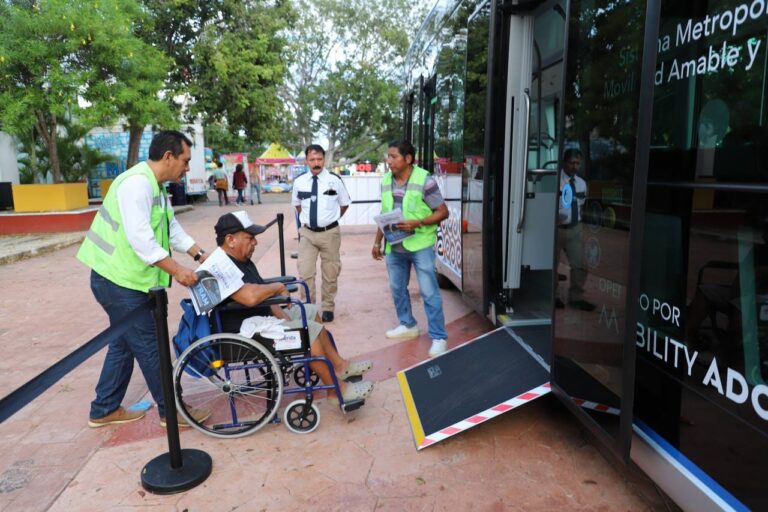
top-left (337, 360), bottom-right (373, 380)
top-left (330, 380), bottom-right (374, 405)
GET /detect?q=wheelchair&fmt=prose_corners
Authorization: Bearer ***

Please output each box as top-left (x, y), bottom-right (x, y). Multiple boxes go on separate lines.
top-left (172, 276), bottom-right (365, 438)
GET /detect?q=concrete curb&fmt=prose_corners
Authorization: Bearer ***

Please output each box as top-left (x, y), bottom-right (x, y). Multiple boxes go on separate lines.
top-left (0, 205), bottom-right (195, 265)
top-left (0, 233), bottom-right (86, 265)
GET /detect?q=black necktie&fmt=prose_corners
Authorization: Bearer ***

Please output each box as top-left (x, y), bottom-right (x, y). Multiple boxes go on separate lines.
top-left (310, 175), bottom-right (318, 228)
top-left (569, 177), bottom-right (579, 226)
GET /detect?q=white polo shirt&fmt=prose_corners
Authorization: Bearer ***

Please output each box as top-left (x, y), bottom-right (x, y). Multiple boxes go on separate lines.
top-left (291, 169), bottom-right (351, 228)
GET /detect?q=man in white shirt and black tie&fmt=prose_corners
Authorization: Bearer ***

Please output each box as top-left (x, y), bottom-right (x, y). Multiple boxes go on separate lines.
top-left (291, 144), bottom-right (351, 322)
top-left (557, 148), bottom-right (595, 311)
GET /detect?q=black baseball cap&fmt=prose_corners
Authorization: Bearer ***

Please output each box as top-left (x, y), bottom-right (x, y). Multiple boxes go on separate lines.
top-left (215, 211), bottom-right (267, 237)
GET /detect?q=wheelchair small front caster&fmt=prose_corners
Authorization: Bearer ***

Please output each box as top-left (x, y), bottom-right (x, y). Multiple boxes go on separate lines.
top-left (283, 400), bottom-right (321, 434)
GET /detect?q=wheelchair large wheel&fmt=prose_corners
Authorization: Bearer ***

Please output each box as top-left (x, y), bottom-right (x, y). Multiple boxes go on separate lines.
top-left (173, 333), bottom-right (283, 438)
top-left (283, 400), bottom-right (320, 434)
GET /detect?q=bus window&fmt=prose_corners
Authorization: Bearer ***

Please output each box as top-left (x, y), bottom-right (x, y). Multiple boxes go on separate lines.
top-left (461, 2), bottom-right (491, 311)
top-left (638, 1), bottom-right (768, 508)
top-left (554, 0), bottom-right (648, 456)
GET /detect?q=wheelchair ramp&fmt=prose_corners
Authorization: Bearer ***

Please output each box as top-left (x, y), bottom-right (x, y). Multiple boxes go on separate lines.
top-left (397, 325), bottom-right (551, 450)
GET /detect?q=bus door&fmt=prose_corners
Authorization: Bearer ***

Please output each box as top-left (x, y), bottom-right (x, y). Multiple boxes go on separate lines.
top-left (498, 0), bottom-right (565, 325)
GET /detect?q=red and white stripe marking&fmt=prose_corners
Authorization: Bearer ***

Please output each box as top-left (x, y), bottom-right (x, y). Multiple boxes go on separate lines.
top-left (418, 382), bottom-right (551, 449)
top-left (572, 397), bottom-right (620, 416)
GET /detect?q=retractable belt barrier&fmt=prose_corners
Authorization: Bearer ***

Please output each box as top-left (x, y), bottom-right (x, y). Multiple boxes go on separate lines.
top-left (264, 213), bottom-right (286, 276)
top-left (0, 299), bottom-right (154, 424)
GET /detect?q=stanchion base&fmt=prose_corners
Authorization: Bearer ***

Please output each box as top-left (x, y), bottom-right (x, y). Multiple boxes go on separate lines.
top-left (141, 449), bottom-right (212, 494)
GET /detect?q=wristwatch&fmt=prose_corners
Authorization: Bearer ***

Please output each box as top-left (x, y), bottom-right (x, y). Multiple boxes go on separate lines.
top-left (193, 249), bottom-right (205, 262)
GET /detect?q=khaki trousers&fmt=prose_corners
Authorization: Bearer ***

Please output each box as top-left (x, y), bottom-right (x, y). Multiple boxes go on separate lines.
top-left (297, 225), bottom-right (342, 312)
top-left (557, 223), bottom-right (587, 302)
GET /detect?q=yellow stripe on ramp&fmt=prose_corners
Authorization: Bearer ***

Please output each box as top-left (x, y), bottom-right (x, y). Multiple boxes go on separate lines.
top-left (397, 369), bottom-right (425, 448)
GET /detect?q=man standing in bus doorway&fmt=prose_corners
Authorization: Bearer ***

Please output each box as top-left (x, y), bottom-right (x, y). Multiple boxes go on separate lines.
top-left (77, 130), bottom-right (211, 428)
top-left (372, 140), bottom-right (450, 357)
top-left (557, 148), bottom-right (595, 311)
top-left (292, 144), bottom-right (351, 322)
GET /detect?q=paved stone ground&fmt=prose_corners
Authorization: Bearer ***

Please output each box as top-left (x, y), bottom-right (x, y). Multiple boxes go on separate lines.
top-left (0, 192), bottom-right (675, 511)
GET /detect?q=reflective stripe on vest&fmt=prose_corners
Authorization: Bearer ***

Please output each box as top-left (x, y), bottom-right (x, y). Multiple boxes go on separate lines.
top-left (380, 166), bottom-right (437, 254)
top-left (76, 162), bottom-right (173, 292)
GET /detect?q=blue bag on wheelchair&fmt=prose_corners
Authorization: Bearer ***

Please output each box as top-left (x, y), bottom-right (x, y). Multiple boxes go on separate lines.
top-left (173, 299), bottom-right (216, 378)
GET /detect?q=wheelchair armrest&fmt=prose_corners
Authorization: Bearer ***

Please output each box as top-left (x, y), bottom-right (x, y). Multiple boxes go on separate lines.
top-left (214, 295), bottom-right (292, 314)
top-left (260, 275), bottom-right (297, 284)
top-left (259, 295), bottom-right (292, 306)
top-left (260, 276), bottom-right (299, 293)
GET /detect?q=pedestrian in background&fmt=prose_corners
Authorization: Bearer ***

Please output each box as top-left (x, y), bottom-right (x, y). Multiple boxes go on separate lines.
top-left (213, 161), bottom-right (229, 206)
top-left (77, 130), bottom-right (211, 428)
top-left (291, 144), bottom-right (351, 322)
top-left (250, 166), bottom-right (262, 205)
top-left (372, 139), bottom-right (449, 358)
top-left (233, 163), bottom-right (248, 205)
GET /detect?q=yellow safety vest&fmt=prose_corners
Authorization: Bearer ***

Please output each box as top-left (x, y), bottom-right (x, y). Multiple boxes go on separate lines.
top-left (76, 162), bottom-right (173, 292)
top-left (380, 166), bottom-right (437, 254)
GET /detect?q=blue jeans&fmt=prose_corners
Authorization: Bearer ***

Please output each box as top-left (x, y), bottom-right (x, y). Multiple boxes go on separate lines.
top-left (89, 271), bottom-right (166, 419)
top-left (385, 247), bottom-right (448, 340)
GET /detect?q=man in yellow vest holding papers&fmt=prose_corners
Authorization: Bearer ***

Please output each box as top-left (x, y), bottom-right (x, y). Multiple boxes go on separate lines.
top-left (77, 130), bottom-right (211, 428)
top-left (372, 140), bottom-right (450, 358)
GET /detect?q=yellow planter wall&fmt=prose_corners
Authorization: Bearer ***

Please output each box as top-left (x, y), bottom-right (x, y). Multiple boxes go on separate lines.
top-left (12, 183), bottom-right (89, 212)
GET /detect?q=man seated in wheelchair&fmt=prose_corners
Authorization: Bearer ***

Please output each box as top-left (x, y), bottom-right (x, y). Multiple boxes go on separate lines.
top-left (214, 211), bottom-right (374, 404)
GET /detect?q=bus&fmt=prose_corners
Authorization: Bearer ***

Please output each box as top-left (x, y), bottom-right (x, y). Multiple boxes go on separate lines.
top-left (403, 0), bottom-right (768, 510)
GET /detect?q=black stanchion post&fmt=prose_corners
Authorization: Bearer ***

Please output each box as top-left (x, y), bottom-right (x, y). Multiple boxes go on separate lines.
top-left (141, 287), bottom-right (212, 494)
top-left (277, 213), bottom-right (286, 276)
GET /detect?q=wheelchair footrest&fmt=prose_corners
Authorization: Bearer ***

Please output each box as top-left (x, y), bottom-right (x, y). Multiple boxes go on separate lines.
top-left (341, 399), bottom-right (365, 413)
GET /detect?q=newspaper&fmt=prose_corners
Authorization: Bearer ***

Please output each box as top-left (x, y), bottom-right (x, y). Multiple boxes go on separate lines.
top-left (188, 247), bottom-right (245, 315)
top-left (373, 208), bottom-right (415, 245)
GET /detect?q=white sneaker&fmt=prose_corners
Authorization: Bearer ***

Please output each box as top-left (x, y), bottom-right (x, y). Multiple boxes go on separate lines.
top-left (428, 339), bottom-right (447, 358)
top-left (385, 324), bottom-right (420, 339)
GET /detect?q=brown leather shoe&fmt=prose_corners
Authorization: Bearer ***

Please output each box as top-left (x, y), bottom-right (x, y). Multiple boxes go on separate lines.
top-left (88, 406), bottom-right (146, 428)
top-left (160, 406), bottom-right (212, 428)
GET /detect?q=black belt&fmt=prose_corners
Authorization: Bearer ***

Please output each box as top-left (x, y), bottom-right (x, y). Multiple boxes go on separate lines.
top-left (559, 223), bottom-right (578, 229)
top-left (304, 221), bottom-right (339, 232)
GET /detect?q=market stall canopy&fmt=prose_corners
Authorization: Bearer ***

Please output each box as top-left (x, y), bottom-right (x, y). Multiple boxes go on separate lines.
top-left (255, 143), bottom-right (295, 165)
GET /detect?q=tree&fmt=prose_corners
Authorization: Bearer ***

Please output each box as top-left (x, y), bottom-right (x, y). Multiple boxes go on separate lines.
top-left (0, 0), bottom-right (167, 181)
top-left (16, 118), bottom-right (115, 183)
top-left (135, 0), bottom-right (293, 155)
top-left (205, 121), bottom-right (265, 157)
top-left (187, 0), bottom-right (294, 144)
top-left (81, 0), bottom-right (177, 168)
top-left (131, 0), bottom-right (220, 167)
top-left (280, 0), bottom-right (425, 168)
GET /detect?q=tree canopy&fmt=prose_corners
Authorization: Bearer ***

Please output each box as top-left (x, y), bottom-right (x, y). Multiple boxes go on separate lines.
top-left (0, 0), bottom-right (425, 178)
top-left (279, 0), bottom-right (425, 167)
top-left (0, 0), bottom-right (168, 182)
